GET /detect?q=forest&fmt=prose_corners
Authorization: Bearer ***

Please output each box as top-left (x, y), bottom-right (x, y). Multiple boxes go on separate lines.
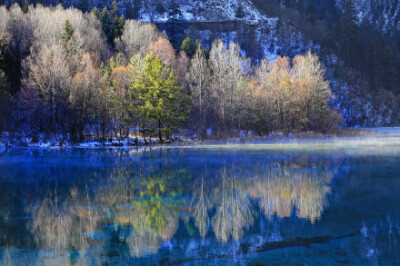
top-left (0, 4), bottom-right (341, 145)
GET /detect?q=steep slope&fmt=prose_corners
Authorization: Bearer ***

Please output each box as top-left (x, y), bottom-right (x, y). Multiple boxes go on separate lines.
top-left (127, 0), bottom-right (400, 126)
top-left (4, 0), bottom-right (399, 126)
top-left (337, 0), bottom-right (400, 33)
top-left (130, 0), bottom-right (267, 23)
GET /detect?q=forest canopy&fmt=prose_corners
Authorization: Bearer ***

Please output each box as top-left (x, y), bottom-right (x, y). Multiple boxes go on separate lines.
top-left (0, 4), bottom-right (340, 145)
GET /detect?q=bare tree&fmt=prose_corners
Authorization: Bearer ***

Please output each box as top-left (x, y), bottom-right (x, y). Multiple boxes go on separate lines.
top-left (0, 7), bottom-right (10, 39)
top-left (188, 46), bottom-right (211, 137)
top-left (148, 38), bottom-right (176, 68)
top-left (116, 19), bottom-right (165, 60)
top-left (209, 40), bottom-right (250, 136)
top-left (22, 42), bottom-right (71, 139)
top-left (110, 65), bottom-right (132, 141)
top-left (70, 53), bottom-right (99, 142)
top-left (291, 51), bottom-right (340, 131)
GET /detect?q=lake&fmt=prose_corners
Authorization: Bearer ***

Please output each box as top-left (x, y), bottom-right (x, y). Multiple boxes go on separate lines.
top-left (0, 130), bottom-right (400, 265)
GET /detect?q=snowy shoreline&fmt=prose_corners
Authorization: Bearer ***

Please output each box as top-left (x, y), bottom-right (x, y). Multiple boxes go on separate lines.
top-left (0, 128), bottom-right (379, 150)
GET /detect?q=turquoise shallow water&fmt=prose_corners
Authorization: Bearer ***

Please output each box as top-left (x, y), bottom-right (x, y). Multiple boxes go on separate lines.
top-left (0, 133), bottom-right (400, 265)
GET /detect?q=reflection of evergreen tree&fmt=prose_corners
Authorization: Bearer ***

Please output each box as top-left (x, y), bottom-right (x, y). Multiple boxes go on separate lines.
top-left (18, 149), bottom-right (340, 257)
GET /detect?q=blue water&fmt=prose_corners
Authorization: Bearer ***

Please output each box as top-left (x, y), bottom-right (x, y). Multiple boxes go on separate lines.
top-left (0, 132), bottom-right (400, 265)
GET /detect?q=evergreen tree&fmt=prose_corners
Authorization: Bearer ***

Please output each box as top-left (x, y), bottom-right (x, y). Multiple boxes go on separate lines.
top-left (306, 4), bottom-right (317, 24)
top-left (284, 0), bottom-right (292, 8)
top-left (0, 70), bottom-right (11, 138)
top-left (78, 0), bottom-right (89, 12)
top-left (155, 1), bottom-right (166, 14)
top-left (132, 0), bottom-right (142, 19)
top-left (0, 70), bottom-right (9, 96)
top-left (90, 7), bottom-right (100, 19)
top-left (168, 0), bottom-right (181, 20)
top-left (61, 20), bottom-right (76, 56)
top-left (62, 20), bottom-right (75, 43)
top-left (22, 0), bottom-right (29, 13)
top-left (130, 53), bottom-right (188, 142)
top-left (0, 35), bottom-right (21, 96)
top-left (100, 2), bottom-right (125, 45)
top-left (341, 0), bottom-right (361, 67)
top-left (297, 0), bottom-right (304, 12)
top-left (125, 2), bottom-right (135, 19)
top-left (236, 4), bottom-right (245, 19)
top-left (118, 15), bottom-right (126, 38)
top-left (0, 69), bottom-right (12, 144)
top-left (180, 37), bottom-right (196, 58)
top-left (381, 44), bottom-right (400, 93)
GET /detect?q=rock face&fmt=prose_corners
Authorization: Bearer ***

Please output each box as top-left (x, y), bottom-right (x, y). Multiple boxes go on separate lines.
top-left (132, 0), bottom-right (267, 24)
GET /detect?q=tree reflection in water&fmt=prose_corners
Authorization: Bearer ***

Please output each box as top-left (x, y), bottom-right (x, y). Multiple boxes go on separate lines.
top-left (251, 162), bottom-right (334, 223)
top-left (24, 149), bottom-right (340, 261)
top-left (190, 175), bottom-right (211, 238)
top-left (211, 167), bottom-right (254, 243)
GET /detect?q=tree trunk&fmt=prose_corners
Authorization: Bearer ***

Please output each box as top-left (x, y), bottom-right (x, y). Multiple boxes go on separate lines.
top-left (158, 119), bottom-right (163, 143)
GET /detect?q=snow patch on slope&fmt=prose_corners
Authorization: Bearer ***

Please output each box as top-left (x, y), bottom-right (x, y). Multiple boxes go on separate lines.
top-left (135, 0), bottom-right (268, 23)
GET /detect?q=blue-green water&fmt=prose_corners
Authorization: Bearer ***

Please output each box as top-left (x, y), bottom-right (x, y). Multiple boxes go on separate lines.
top-left (0, 133), bottom-right (400, 265)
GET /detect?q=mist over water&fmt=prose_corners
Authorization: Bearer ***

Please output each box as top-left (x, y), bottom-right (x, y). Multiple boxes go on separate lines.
top-left (0, 129), bottom-right (400, 264)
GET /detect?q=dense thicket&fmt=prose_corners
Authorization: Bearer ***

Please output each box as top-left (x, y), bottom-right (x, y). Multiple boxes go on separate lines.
top-left (0, 4), bottom-right (340, 145)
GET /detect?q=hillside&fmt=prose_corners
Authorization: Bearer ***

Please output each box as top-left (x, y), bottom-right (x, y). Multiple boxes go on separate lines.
top-left (1, 0), bottom-right (400, 128)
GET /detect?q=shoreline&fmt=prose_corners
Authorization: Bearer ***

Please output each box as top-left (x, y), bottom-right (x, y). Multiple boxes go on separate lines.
top-left (0, 128), bottom-right (379, 150)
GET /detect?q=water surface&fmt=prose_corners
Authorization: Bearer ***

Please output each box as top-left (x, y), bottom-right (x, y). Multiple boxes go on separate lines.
top-left (0, 131), bottom-right (400, 265)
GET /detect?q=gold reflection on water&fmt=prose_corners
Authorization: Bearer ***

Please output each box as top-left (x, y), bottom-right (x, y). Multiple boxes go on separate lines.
top-left (26, 153), bottom-right (337, 258)
top-left (190, 176), bottom-right (211, 238)
top-left (251, 166), bottom-right (333, 223)
top-left (211, 168), bottom-right (254, 243)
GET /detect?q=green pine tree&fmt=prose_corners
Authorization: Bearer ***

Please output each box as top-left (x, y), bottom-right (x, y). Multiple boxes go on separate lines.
top-left (180, 37), bottom-right (196, 57)
top-left (99, 2), bottom-right (125, 45)
top-left (90, 7), bottom-right (100, 19)
top-left (22, 0), bottom-right (29, 13)
top-left (62, 20), bottom-right (75, 43)
top-left (61, 20), bottom-right (76, 56)
top-left (130, 53), bottom-right (189, 142)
